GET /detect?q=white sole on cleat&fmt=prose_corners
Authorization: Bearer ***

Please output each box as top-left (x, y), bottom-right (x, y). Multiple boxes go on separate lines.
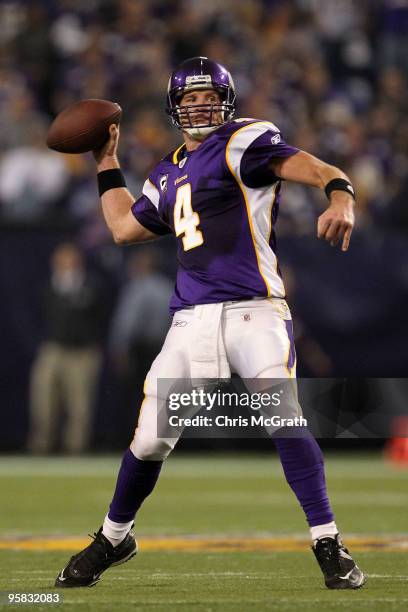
top-left (352, 572), bottom-right (366, 588)
top-left (111, 549), bottom-right (137, 568)
top-left (84, 553), bottom-right (137, 588)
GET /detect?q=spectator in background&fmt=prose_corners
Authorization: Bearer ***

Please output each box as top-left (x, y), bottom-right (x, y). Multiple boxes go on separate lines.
top-left (109, 247), bottom-right (173, 436)
top-left (0, 119), bottom-right (69, 222)
top-left (28, 242), bottom-right (108, 454)
top-left (1, 0), bottom-right (407, 235)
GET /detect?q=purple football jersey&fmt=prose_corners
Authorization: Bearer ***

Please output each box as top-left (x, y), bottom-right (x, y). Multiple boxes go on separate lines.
top-left (131, 119), bottom-right (299, 313)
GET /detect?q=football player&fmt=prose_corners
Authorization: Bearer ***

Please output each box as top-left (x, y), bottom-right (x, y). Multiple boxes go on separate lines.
top-left (55, 57), bottom-right (365, 590)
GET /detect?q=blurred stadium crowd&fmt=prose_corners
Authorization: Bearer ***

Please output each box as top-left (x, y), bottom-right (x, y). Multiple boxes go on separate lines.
top-left (1, 0), bottom-right (408, 229)
top-left (0, 0), bottom-right (407, 450)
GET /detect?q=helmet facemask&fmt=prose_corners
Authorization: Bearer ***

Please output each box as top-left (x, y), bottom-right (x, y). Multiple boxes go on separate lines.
top-left (175, 87), bottom-right (233, 140)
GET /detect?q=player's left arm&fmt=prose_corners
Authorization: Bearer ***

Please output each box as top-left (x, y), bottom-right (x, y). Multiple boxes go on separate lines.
top-left (271, 151), bottom-right (355, 252)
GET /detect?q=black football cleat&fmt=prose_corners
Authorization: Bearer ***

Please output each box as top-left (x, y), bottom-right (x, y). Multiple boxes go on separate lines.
top-left (312, 534), bottom-right (366, 589)
top-left (55, 526), bottom-right (137, 588)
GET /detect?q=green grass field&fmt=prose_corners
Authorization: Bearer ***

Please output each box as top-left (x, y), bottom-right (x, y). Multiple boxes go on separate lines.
top-left (0, 453), bottom-right (407, 611)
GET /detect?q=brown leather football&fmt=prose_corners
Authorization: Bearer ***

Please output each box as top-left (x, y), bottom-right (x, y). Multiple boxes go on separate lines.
top-left (46, 99), bottom-right (122, 154)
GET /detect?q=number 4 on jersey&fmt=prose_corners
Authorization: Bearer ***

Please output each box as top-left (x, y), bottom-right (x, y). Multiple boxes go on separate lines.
top-left (173, 183), bottom-right (204, 251)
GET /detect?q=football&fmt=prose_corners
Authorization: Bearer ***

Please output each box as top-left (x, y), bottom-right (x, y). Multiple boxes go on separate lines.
top-left (46, 99), bottom-right (122, 154)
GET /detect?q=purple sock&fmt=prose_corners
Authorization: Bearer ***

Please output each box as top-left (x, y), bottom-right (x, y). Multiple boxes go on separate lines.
top-left (273, 428), bottom-right (334, 527)
top-left (108, 448), bottom-right (163, 523)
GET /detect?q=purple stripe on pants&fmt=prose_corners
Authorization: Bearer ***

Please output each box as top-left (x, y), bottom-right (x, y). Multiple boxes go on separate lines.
top-left (284, 319), bottom-right (296, 371)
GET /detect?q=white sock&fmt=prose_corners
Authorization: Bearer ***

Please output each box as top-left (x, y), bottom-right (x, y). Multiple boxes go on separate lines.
top-left (102, 515), bottom-right (134, 547)
top-left (310, 521), bottom-right (338, 544)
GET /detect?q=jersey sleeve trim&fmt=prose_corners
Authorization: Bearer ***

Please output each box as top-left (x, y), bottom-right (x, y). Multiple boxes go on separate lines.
top-left (142, 179), bottom-right (160, 209)
top-left (226, 122), bottom-right (284, 298)
top-left (131, 178), bottom-right (172, 236)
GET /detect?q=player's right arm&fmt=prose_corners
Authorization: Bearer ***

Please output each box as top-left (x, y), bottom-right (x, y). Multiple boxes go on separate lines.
top-left (93, 124), bottom-right (159, 245)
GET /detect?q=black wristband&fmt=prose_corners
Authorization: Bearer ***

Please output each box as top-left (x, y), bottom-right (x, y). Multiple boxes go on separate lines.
top-left (97, 169), bottom-right (127, 197)
top-left (324, 178), bottom-right (355, 200)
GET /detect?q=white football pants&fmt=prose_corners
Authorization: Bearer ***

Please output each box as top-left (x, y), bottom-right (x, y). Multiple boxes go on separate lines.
top-left (130, 298), bottom-right (297, 460)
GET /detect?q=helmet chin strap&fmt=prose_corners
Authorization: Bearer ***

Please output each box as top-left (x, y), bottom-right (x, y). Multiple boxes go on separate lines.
top-left (183, 125), bottom-right (220, 141)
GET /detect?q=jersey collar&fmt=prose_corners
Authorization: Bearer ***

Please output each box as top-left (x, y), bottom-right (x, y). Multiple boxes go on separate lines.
top-left (172, 143), bottom-right (187, 165)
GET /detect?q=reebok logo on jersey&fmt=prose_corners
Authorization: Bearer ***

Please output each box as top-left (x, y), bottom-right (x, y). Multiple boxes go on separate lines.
top-left (173, 320), bottom-right (187, 327)
top-left (178, 157), bottom-right (187, 169)
top-left (271, 133), bottom-right (281, 145)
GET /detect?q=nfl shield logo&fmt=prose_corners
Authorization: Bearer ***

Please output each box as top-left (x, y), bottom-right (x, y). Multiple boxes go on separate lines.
top-left (159, 174), bottom-right (168, 192)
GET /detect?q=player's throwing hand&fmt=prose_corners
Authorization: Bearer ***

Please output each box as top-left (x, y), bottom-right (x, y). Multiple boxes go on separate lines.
top-left (93, 124), bottom-right (120, 169)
